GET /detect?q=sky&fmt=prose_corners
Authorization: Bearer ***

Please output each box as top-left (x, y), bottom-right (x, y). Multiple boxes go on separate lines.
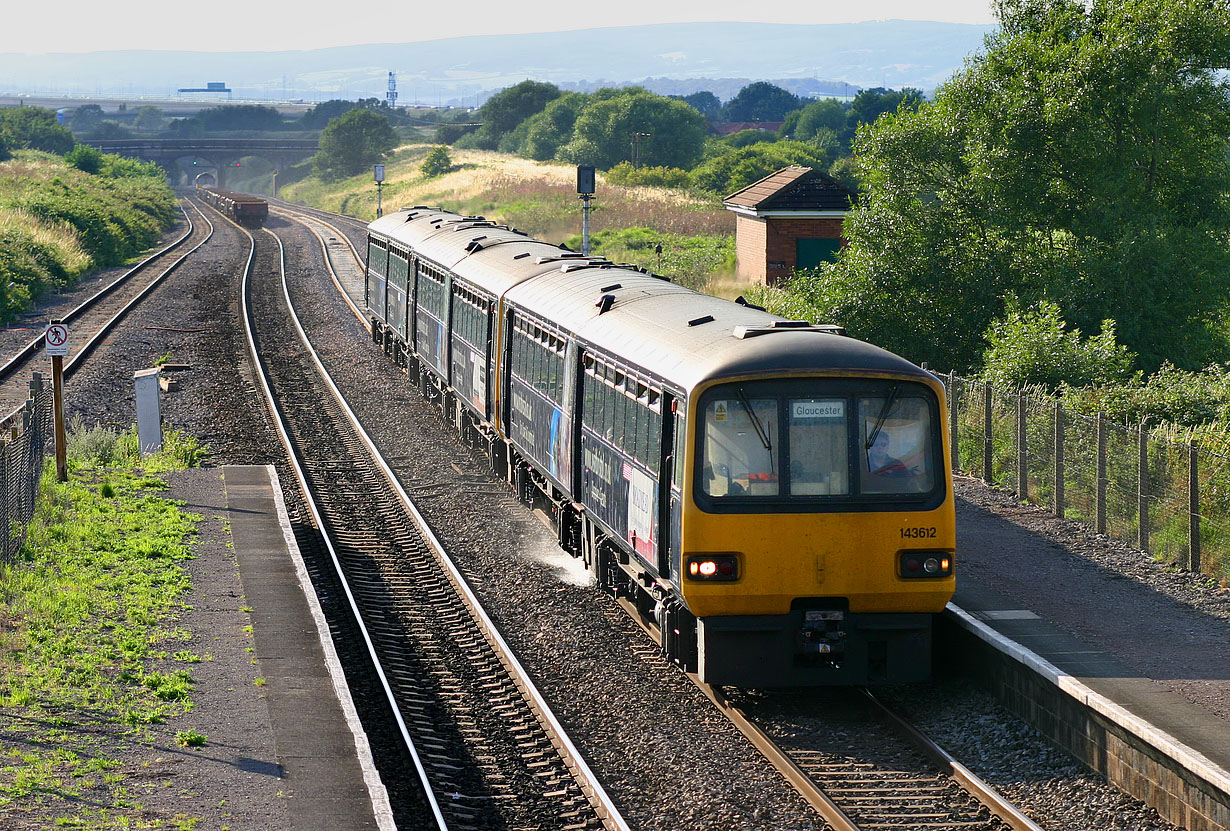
top-left (3, 0), bottom-right (997, 55)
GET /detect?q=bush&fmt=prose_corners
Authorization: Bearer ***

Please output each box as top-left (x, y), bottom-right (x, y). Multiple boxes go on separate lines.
top-left (420, 146), bottom-right (455, 177)
top-left (65, 144), bottom-right (103, 174)
top-left (604, 162), bottom-right (690, 189)
top-left (981, 300), bottom-right (1137, 392)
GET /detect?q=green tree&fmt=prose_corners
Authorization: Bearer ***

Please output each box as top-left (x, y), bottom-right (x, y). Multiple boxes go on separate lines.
top-left (690, 141), bottom-right (833, 195)
top-left (460, 80), bottom-right (560, 150)
top-left (518, 92), bottom-right (590, 160)
top-left (312, 109), bottom-right (397, 181)
top-left (557, 89), bottom-right (707, 170)
top-left (420, 145), bottom-right (455, 177)
top-left (816, 0), bottom-right (1230, 371)
top-left (133, 106), bottom-right (165, 132)
top-left (170, 105), bottom-right (285, 135)
top-left (720, 82), bottom-right (801, 122)
top-left (680, 91), bottom-right (722, 118)
top-left (70, 104), bottom-right (105, 133)
top-left (786, 98), bottom-right (848, 143)
top-left (0, 107), bottom-right (75, 154)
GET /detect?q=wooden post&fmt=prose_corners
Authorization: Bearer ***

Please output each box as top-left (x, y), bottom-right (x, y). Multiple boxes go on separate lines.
top-left (1137, 422), bottom-right (1149, 553)
top-left (52, 354), bottom-right (66, 482)
top-left (983, 383), bottom-right (993, 482)
top-left (1017, 391), bottom-right (1028, 500)
top-left (1095, 413), bottom-right (1107, 535)
top-left (948, 371), bottom-right (959, 473)
top-left (1189, 442), bottom-right (1201, 573)
top-left (1054, 400), bottom-right (1065, 518)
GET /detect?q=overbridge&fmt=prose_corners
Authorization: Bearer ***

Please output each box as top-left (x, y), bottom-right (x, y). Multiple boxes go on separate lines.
top-left (83, 138), bottom-right (319, 188)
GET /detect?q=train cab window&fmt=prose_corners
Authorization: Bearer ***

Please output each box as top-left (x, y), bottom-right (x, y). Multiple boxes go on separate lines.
top-left (702, 397), bottom-right (779, 497)
top-left (788, 399), bottom-right (849, 495)
top-left (858, 395), bottom-right (935, 495)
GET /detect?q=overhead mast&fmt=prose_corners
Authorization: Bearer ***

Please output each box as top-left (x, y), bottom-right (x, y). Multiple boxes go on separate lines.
top-left (387, 71), bottom-right (398, 108)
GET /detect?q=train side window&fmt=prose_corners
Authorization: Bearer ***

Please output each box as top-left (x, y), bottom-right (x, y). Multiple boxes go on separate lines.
top-left (647, 408), bottom-right (662, 476)
top-left (625, 392), bottom-right (639, 460)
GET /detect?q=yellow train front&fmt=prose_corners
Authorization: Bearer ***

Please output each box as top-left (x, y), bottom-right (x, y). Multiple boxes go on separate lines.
top-left (364, 208), bottom-right (954, 688)
top-left (673, 361), bottom-right (955, 687)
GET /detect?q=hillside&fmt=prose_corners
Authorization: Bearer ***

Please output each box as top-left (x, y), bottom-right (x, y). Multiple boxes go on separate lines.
top-left (0, 21), bottom-right (994, 103)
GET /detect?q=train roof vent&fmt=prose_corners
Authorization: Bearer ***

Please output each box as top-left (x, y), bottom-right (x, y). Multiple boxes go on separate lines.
top-left (600, 283), bottom-right (622, 293)
top-left (688, 315), bottom-right (715, 327)
top-left (733, 323), bottom-right (846, 339)
top-left (513, 252), bottom-right (531, 260)
top-left (535, 253), bottom-right (587, 264)
top-left (595, 294), bottom-right (616, 314)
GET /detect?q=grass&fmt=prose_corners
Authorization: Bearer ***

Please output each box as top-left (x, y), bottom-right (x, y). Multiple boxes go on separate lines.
top-left (0, 423), bottom-right (208, 827)
top-left (279, 144), bottom-right (745, 292)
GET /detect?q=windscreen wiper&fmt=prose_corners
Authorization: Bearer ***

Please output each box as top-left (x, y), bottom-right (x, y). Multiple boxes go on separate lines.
top-left (865, 385), bottom-right (900, 449)
top-left (736, 388), bottom-right (774, 473)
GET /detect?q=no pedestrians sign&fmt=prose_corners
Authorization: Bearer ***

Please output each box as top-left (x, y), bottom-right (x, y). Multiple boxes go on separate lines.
top-left (45, 322), bottom-right (69, 357)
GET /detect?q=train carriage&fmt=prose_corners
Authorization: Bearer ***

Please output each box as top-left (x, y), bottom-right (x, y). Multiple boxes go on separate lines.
top-left (365, 208), bottom-right (956, 687)
top-left (198, 188), bottom-right (268, 228)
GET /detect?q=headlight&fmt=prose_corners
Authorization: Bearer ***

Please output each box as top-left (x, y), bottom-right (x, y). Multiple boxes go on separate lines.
top-left (899, 551), bottom-right (952, 578)
top-left (686, 554), bottom-right (739, 581)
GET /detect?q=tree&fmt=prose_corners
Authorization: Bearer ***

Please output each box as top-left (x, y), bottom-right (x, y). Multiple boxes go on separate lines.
top-left (170, 105), bottom-right (285, 135)
top-left (680, 91), bottom-right (721, 118)
top-left (557, 89), bottom-right (707, 170)
top-left (312, 109), bottom-right (397, 181)
top-left (460, 80), bottom-right (560, 150)
top-left (420, 146), bottom-right (455, 177)
top-left (517, 92), bottom-right (590, 160)
top-left (70, 104), bottom-right (105, 133)
top-left (690, 141), bottom-right (834, 195)
top-left (720, 82), bottom-right (801, 123)
top-left (814, 0), bottom-right (1230, 372)
top-left (0, 107), bottom-right (75, 154)
top-left (786, 98), bottom-right (848, 143)
top-left (133, 106), bottom-right (165, 132)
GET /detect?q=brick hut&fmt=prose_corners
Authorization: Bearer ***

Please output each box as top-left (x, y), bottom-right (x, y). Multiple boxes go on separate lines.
top-left (723, 166), bottom-right (856, 285)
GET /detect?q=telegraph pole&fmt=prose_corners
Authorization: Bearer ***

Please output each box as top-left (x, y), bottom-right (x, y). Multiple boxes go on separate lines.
top-left (630, 132), bottom-right (651, 168)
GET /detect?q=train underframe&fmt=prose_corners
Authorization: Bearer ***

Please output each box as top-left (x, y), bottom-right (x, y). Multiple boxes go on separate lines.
top-left (373, 321), bottom-right (935, 687)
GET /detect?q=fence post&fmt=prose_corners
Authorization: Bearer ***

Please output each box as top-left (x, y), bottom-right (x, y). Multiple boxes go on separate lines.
top-left (1096, 412), bottom-right (1107, 535)
top-left (983, 383), bottom-right (993, 482)
top-left (1017, 391), bottom-right (1028, 500)
top-left (1189, 442), bottom-right (1201, 574)
top-left (0, 441), bottom-right (7, 562)
top-left (1137, 422), bottom-right (1149, 553)
top-left (1054, 400), bottom-right (1065, 518)
top-left (948, 371), bottom-right (959, 474)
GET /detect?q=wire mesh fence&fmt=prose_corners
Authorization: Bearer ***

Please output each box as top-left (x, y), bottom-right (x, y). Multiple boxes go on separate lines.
top-left (0, 377), bottom-right (53, 563)
top-left (944, 371), bottom-right (1229, 581)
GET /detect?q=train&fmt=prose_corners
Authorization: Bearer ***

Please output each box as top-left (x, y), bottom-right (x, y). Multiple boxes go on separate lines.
top-left (197, 188), bottom-right (268, 228)
top-left (365, 207), bottom-right (956, 687)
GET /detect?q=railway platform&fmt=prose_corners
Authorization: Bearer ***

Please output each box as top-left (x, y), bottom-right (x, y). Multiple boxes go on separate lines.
top-left (223, 464), bottom-right (392, 831)
top-left (943, 480), bottom-right (1230, 831)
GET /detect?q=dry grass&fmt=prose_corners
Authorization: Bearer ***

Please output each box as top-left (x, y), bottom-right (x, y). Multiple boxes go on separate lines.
top-left (0, 207), bottom-right (90, 274)
top-left (282, 145), bottom-right (733, 244)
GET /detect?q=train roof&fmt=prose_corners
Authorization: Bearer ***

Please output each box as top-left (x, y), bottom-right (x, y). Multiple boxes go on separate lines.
top-left (369, 208), bottom-right (930, 394)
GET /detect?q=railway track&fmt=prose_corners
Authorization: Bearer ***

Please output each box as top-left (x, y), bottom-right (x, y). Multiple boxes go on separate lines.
top-left (272, 200), bottom-right (1057, 831)
top-left (707, 685), bottom-right (1044, 831)
top-left (0, 198), bottom-right (213, 425)
top-left (241, 216), bottom-right (630, 830)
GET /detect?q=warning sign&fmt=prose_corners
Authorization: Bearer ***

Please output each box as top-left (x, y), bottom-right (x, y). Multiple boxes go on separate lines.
top-left (713, 401), bottom-right (728, 422)
top-left (44, 323), bottom-right (69, 357)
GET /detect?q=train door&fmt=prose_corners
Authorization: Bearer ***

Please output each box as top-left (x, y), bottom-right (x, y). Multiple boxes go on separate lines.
top-left (666, 401), bottom-right (685, 582)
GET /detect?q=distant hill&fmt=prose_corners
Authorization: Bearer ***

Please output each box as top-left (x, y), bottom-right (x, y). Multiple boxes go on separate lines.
top-left (0, 21), bottom-right (994, 105)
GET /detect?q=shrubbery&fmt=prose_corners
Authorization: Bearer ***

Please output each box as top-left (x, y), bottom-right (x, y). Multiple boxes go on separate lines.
top-left (0, 148), bottom-right (175, 321)
top-left (420, 146), bottom-right (456, 177)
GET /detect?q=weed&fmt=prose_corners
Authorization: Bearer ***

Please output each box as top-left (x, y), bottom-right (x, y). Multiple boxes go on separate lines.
top-left (174, 731), bottom-right (206, 748)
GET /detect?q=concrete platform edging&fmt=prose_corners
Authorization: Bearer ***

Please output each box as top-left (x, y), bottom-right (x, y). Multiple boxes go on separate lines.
top-left (263, 465), bottom-right (396, 831)
top-left (945, 602), bottom-right (1230, 831)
